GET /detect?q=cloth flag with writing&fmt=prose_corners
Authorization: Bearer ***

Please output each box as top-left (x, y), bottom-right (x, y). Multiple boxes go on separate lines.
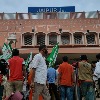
top-left (0, 43), bottom-right (12, 60)
top-left (47, 43), bottom-right (59, 67)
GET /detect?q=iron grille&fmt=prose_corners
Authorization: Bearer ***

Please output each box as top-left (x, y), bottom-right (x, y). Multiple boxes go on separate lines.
top-left (49, 34), bottom-right (57, 45)
top-left (37, 35), bottom-right (45, 45)
top-left (24, 35), bottom-right (32, 45)
top-left (74, 35), bottom-right (82, 44)
top-left (61, 34), bottom-right (70, 44)
top-left (86, 34), bottom-right (95, 44)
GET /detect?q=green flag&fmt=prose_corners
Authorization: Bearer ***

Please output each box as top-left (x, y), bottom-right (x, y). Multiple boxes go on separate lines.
top-left (25, 52), bottom-right (32, 67)
top-left (47, 43), bottom-right (59, 67)
top-left (0, 43), bottom-right (12, 60)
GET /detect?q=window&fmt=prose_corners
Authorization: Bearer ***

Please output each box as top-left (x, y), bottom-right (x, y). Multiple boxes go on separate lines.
top-left (3, 13), bottom-right (16, 19)
top-left (86, 34), bottom-right (95, 44)
top-left (30, 13), bottom-right (43, 19)
top-left (24, 35), bottom-right (32, 45)
top-left (57, 13), bottom-right (70, 19)
top-left (49, 34), bottom-right (57, 45)
top-left (37, 34), bottom-right (45, 45)
top-left (74, 34), bottom-right (82, 44)
top-left (61, 34), bottom-right (70, 44)
top-left (18, 13), bottom-right (29, 19)
top-left (44, 13), bottom-right (57, 19)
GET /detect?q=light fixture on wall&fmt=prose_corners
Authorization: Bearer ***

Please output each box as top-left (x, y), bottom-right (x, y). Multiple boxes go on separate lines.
top-left (7, 33), bottom-right (17, 47)
top-left (87, 30), bottom-right (89, 33)
top-left (59, 28), bottom-right (62, 34)
top-left (86, 30), bottom-right (90, 35)
top-left (32, 28), bottom-right (35, 32)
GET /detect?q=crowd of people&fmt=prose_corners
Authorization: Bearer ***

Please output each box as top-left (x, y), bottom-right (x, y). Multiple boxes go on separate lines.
top-left (0, 45), bottom-right (100, 100)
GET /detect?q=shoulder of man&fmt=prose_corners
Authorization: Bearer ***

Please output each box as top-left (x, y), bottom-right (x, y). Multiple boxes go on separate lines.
top-left (79, 61), bottom-right (91, 67)
top-left (34, 53), bottom-right (41, 58)
top-left (96, 61), bottom-right (100, 66)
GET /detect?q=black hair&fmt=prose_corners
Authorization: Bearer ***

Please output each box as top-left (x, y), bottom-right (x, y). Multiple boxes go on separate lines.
top-left (62, 56), bottom-right (68, 62)
top-left (80, 55), bottom-right (87, 60)
top-left (55, 65), bottom-right (59, 70)
top-left (12, 49), bottom-right (19, 56)
top-left (39, 45), bottom-right (46, 51)
top-left (91, 61), bottom-right (97, 64)
top-left (0, 59), bottom-right (8, 75)
top-left (96, 53), bottom-right (100, 59)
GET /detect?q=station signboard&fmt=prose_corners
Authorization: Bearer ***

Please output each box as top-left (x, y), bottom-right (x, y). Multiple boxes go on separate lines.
top-left (28, 6), bottom-right (75, 13)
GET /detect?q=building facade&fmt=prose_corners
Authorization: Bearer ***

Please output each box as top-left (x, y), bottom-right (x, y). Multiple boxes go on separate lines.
top-left (0, 11), bottom-right (100, 63)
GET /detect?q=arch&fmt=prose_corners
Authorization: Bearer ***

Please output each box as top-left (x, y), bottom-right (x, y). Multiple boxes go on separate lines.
top-left (61, 32), bottom-right (71, 36)
top-left (73, 32), bottom-right (84, 35)
top-left (35, 32), bottom-right (46, 35)
top-left (47, 32), bottom-right (59, 35)
top-left (22, 32), bottom-right (34, 35)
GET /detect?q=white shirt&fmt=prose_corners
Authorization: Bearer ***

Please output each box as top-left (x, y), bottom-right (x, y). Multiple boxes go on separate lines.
top-left (31, 53), bottom-right (47, 84)
top-left (93, 61), bottom-right (100, 80)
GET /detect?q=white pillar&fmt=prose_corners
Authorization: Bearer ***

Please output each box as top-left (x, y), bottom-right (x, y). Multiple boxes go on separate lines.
top-left (97, 33), bottom-right (99, 45)
top-left (84, 33), bottom-right (87, 46)
top-left (32, 33), bottom-right (35, 46)
top-left (71, 33), bottom-right (74, 45)
top-left (58, 34), bottom-right (62, 45)
top-left (33, 33), bottom-right (36, 46)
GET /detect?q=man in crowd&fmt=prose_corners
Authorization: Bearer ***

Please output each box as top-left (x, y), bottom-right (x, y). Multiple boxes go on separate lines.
top-left (91, 61), bottom-right (97, 73)
top-left (78, 55), bottom-right (95, 100)
top-left (47, 66), bottom-right (60, 100)
top-left (6, 49), bottom-right (26, 97)
top-left (58, 56), bottom-right (74, 100)
top-left (0, 46), bottom-right (4, 100)
top-left (94, 53), bottom-right (100, 98)
top-left (30, 45), bottom-right (50, 100)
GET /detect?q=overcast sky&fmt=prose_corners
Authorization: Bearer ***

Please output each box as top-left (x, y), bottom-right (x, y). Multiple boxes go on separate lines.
top-left (0, 0), bottom-right (100, 13)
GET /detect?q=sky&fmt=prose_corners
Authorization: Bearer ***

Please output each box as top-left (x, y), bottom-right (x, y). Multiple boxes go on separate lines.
top-left (0, 0), bottom-right (100, 13)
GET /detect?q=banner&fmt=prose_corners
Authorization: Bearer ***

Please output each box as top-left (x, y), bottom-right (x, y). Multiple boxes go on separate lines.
top-left (47, 43), bottom-right (59, 67)
top-left (0, 43), bottom-right (12, 61)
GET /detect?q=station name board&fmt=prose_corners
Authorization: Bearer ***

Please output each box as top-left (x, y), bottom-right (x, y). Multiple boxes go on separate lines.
top-left (28, 6), bottom-right (75, 13)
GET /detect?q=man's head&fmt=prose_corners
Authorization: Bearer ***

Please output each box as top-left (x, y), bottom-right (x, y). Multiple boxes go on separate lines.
top-left (80, 55), bottom-right (88, 61)
top-left (39, 45), bottom-right (48, 56)
top-left (12, 49), bottom-right (19, 56)
top-left (62, 56), bottom-right (68, 62)
top-left (96, 53), bottom-right (100, 60)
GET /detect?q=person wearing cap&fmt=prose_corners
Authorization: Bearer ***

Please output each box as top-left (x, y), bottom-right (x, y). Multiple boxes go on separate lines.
top-left (78, 55), bottom-right (95, 100)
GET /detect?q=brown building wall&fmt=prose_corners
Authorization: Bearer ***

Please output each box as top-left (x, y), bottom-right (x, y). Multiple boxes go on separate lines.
top-left (0, 12), bottom-right (100, 56)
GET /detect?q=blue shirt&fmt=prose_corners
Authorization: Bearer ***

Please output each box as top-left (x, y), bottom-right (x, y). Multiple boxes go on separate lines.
top-left (47, 67), bottom-right (57, 83)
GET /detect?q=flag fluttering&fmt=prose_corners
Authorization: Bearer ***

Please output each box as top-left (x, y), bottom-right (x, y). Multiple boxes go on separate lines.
top-left (25, 52), bottom-right (32, 68)
top-left (0, 43), bottom-right (33, 68)
top-left (0, 43), bottom-right (12, 60)
top-left (47, 43), bottom-right (59, 67)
